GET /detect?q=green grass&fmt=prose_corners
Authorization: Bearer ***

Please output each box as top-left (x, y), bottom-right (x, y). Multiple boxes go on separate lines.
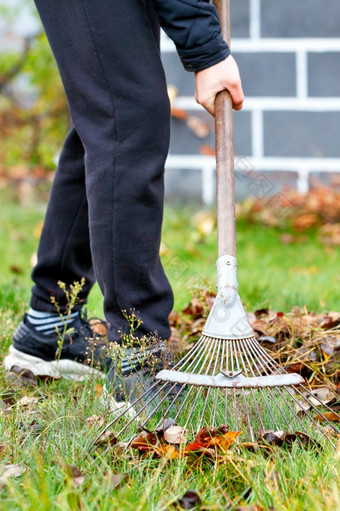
top-left (161, 209), bottom-right (340, 313)
top-left (0, 189), bottom-right (339, 510)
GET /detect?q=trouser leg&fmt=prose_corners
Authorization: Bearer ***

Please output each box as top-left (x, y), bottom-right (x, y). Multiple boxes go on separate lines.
top-left (31, 125), bottom-right (95, 312)
top-left (32, 0), bottom-right (173, 341)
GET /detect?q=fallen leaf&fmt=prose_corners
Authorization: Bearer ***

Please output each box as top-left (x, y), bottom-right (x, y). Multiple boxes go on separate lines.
top-left (0, 464), bottom-right (26, 488)
top-left (109, 472), bottom-right (129, 489)
top-left (94, 429), bottom-right (118, 447)
top-left (314, 411), bottom-right (340, 422)
top-left (254, 308), bottom-right (269, 318)
top-left (177, 489), bottom-right (201, 510)
top-left (320, 336), bottom-right (340, 358)
top-left (17, 396), bottom-right (39, 407)
top-left (259, 430), bottom-right (318, 449)
top-left (131, 431), bottom-right (157, 450)
top-left (164, 425), bottom-right (186, 444)
top-left (89, 319), bottom-right (108, 337)
top-left (296, 387), bottom-right (337, 411)
top-left (260, 431), bottom-right (284, 447)
top-left (185, 429), bottom-right (240, 455)
top-left (251, 320), bottom-right (268, 335)
top-left (9, 265), bottom-right (23, 274)
top-left (156, 444), bottom-right (179, 460)
top-left (208, 431), bottom-right (241, 451)
top-left (66, 465), bottom-right (85, 488)
top-left (86, 415), bottom-right (105, 428)
top-left (1, 392), bottom-right (16, 407)
top-left (9, 365), bottom-right (37, 385)
top-left (95, 384), bottom-right (103, 398)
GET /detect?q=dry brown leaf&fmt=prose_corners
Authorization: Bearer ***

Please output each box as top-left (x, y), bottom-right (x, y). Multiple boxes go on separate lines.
top-left (314, 411), bottom-right (340, 422)
top-left (176, 489), bottom-right (201, 509)
top-left (296, 387), bottom-right (337, 412)
top-left (156, 444), bottom-right (179, 460)
top-left (95, 384), bottom-right (103, 398)
top-left (85, 415), bottom-right (105, 428)
top-left (107, 472), bottom-right (129, 490)
top-left (9, 365), bottom-right (37, 385)
top-left (94, 429), bottom-right (118, 447)
top-left (66, 465), bottom-right (85, 488)
top-left (131, 431), bottom-right (158, 450)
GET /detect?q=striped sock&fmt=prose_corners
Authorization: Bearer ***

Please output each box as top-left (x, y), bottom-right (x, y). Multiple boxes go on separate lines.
top-left (120, 342), bottom-right (167, 375)
top-left (26, 307), bottom-right (80, 336)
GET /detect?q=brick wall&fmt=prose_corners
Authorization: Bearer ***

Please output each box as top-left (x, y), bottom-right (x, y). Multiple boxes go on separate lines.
top-left (162, 0), bottom-right (340, 203)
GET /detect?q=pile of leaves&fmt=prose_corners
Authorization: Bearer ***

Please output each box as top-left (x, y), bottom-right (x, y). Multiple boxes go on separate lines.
top-left (93, 419), bottom-right (322, 465)
top-left (129, 423), bottom-right (240, 460)
top-left (236, 187), bottom-right (340, 244)
top-left (169, 294), bottom-right (340, 391)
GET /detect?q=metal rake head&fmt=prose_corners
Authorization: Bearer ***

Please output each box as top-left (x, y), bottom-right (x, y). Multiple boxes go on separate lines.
top-left (96, 257), bottom-right (340, 448)
top-left (96, 334), bottom-right (339, 448)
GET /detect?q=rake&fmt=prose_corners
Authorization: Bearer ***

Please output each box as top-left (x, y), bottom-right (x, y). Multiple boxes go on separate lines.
top-left (95, 0), bottom-right (340, 448)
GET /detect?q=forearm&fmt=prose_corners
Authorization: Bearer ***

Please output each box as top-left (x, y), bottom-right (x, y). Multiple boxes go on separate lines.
top-left (149, 0), bottom-right (230, 72)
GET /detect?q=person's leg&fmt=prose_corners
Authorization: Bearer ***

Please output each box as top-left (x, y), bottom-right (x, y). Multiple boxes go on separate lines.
top-left (32, 0), bottom-right (173, 342)
top-left (31, 125), bottom-right (95, 312)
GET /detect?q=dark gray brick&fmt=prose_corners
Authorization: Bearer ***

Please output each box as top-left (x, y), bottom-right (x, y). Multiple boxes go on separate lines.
top-left (261, 0), bottom-right (340, 38)
top-left (233, 52), bottom-right (296, 97)
top-left (235, 171), bottom-right (298, 201)
top-left (169, 110), bottom-right (251, 157)
top-left (165, 168), bottom-right (299, 203)
top-left (308, 53), bottom-right (340, 97)
top-left (165, 168), bottom-right (203, 203)
top-left (264, 112), bottom-right (340, 157)
top-left (162, 52), bottom-right (195, 96)
top-left (230, 0), bottom-right (250, 38)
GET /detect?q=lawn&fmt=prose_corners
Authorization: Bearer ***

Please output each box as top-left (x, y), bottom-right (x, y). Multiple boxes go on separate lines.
top-left (0, 187), bottom-right (339, 510)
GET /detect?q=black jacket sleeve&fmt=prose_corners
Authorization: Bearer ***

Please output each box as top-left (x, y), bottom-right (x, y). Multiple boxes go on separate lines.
top-left (149, 0), bottom-right (230, 72)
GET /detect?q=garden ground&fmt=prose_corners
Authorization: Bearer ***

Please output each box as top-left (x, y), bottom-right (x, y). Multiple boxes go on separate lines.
top-left (0, 187), bottom-right (339, 510)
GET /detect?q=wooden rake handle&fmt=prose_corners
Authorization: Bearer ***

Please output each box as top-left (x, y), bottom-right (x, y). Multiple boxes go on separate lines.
top-left (213, 0), bottom-right (236, 257)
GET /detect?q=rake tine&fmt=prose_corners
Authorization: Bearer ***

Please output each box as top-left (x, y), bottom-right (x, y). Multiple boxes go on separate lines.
top-left (184, 387), bottom-right (204, 431)
top-left (140, 382), bottom-right (183, 428)
top-left (254, 340), bottom-right (340, 431)
top-left (250, 339), bottom-right (339, 442)
top-left (212, 387), bottom-right (219, 427)
top-left (238, 341), bottom-right (265, 430)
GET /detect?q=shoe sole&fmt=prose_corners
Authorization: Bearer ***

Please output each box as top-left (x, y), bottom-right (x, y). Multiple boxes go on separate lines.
top-left (4, 345), bottom-right (104, 381)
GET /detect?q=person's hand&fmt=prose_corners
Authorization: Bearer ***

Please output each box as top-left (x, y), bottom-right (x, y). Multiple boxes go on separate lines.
top-left (195, 55), bottom-right (244, 116)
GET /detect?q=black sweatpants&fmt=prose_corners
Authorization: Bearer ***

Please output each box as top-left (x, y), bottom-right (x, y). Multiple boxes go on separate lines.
top-left (30, 0), bottom-right (174, 342)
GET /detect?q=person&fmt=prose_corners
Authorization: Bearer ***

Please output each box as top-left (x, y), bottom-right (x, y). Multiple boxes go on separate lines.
top-left (4, 0), bottom-right (244, 399)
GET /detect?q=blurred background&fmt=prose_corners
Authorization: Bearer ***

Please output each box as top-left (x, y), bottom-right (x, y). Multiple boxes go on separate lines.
top-left (0, 0), bottom-right (339, 317)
